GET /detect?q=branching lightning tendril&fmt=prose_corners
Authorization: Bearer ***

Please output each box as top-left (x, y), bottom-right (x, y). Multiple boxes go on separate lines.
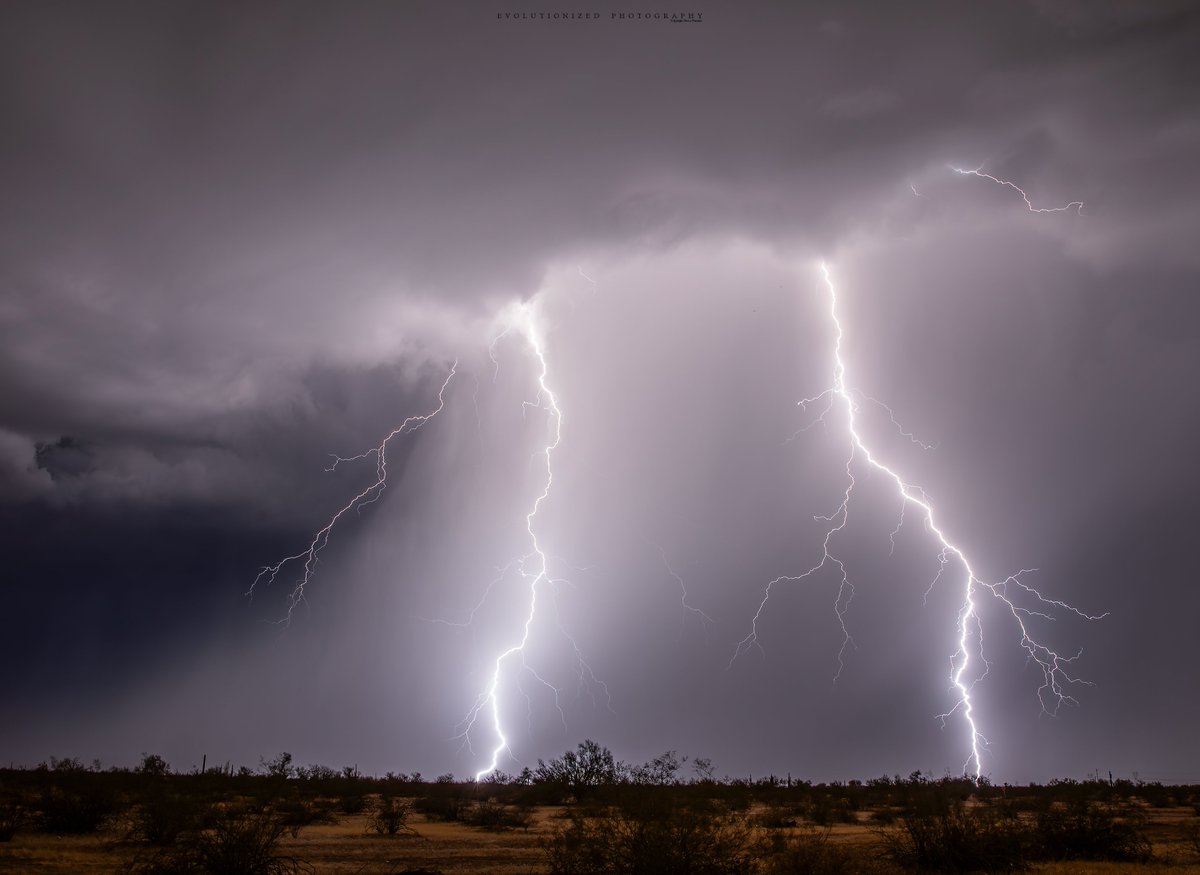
top-left (952, 165), bottom-right (1084, 214)
top-left (733, 170), bottom-right (1102, 778)
top-left (649, 540), bottom-right (715, 638)
top-left (250, 364), bottom-right (457, 622)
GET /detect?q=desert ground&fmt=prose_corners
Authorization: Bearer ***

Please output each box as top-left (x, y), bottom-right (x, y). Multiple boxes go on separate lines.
top-left (3, 753), bottom-right (1200, 874)
top-left (4, 802), bottom-right (1200, 874)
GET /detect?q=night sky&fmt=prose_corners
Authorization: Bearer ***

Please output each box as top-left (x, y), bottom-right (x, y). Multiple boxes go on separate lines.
top-left (3, 1), bottom-right (1198, 784)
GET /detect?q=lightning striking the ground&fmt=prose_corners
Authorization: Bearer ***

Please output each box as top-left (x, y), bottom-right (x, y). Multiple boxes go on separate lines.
top-left (734, 158), bottom-right (1107, 773)
top-left (734, 260), bottom-right (1105, 777)
top-left (731, 164), bottom-right (1107, 776)
top-left (250, 364), bottom-right (457, 622)
top-left (252, 290), bottom-right (604, 778)
top-left (458, 300), bottom-right (606, 780)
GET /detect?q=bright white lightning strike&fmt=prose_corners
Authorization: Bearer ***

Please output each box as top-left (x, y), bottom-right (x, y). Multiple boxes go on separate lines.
top-left (735, 262), bottom-right (1104, 778)
top-left (254, 294), bottom-right (602, 779)
top-left (458, 301), bottom-right (606, 780)
top-left (251, 364), bottom-right (457, 622)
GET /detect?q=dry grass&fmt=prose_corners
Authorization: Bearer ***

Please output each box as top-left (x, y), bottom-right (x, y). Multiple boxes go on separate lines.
top-left (0, 807), bottom-right (551, 875)
top-left (2, 802), bottom-right (1199, 874)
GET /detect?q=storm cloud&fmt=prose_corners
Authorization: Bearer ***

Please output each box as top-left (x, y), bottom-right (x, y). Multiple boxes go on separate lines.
top-left (2, 1), bottom-right (1198, 783)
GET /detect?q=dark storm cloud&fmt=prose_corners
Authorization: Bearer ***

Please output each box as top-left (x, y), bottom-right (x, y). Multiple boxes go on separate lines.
top-left (2, 2), bottom-right (1198, 781)
top-left (3, 2), bottom-right (1195, 429)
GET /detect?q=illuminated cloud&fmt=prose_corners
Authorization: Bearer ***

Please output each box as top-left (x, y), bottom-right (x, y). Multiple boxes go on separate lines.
top-left (1, 2), bottom-right (1197, 784)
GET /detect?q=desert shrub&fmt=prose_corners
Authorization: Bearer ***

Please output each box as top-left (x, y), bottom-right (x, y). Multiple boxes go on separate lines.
top-left (882, 798), bottom-right (1155, 872)
top-left (367, 796), bottom-right (415, 836)
top-left (880, 805), bottom-right (1029, 873)
top-left (1134, 781), bottom-right (1172, 808)
top-left (464, 797), bottom-right (531, 831)
top-left (544, 813), bottom-right (611, 875)
top-left (338, 793), bottom-right (368, 814)
top-left (1032, 802), bottom-right (1151, 862)
top-left (1184, 819), bottom-right (1200, 857)
top-left (626, 750), bottom-right (687, 786)
top-left (414, 793), bottom-right (466, 822)
top-left (127, 792), bottom-right (207, 845)
top-left (129, 808), bottom-right (313, 875)
top-left (752, 805), bottom-right (799, 829)
top-left (544, 802), bottom-right (755, 875)
top-left (138, 754), bottom-right (172, 777)
top-left (296, 764), bottom-right (337, 782)
top-left (0, 795), bottom-right (26, 841)
top-left (37, 784), bottom-right (120, 834)
top-left (260, 753), bottom-right (295, 780)
top-left (274, 797), bottom-right (337, 833)
top-left (868, 807), bottom-right (897, 825)
top-left (761, 828), bottom-right (894, 875)
top-left (534, 740), bottom-right (621, 801)
top-left (40, 756), bottom-right (88, 773)
top-left (806, 795), bottom-right (857, 826)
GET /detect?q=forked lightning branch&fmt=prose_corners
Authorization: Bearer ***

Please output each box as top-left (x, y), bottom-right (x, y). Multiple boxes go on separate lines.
top-left (734, 261), bottom-right (1104, 777)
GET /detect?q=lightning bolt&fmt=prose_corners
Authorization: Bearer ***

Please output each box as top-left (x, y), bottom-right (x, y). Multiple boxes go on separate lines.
top-left (250, 363), bottom-right (457, 622)
top-left (458, 300), bottom-right (607, 780)
top-left (249, 165), bottom-right (1097, 781)
top-left (650, 540), bottom-right (715, 638)
top-left (952, 165), bottom-right (1084, 214)
top-left (734, 261), bottom-right (1105, 778)
top-left (252, 292), bottom-right (603, 777)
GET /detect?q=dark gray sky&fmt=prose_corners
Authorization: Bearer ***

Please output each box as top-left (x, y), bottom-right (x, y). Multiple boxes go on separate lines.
top-left (2, 0), bottom-right (1198, 784)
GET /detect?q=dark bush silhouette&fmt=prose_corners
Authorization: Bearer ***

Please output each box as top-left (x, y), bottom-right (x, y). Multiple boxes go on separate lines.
top-left (274, 796), bottom-right (338, 833)
top-left (544, 800), bottom-right (755, 875)
top-left (881, 799), bottom-right (1154, 872)
top-left (806, 794), bottom-right (858, 826)
top-left (138, 754), bottom-right (171, 777)
top-left (626, 750), bottom-right (686, 785)
top-left (760, 828), bottom-right (892, 875)
top-left (751, 805), bottom-right (800, 830)
top-left (129, 807), bottom-right (313, 875)
top-left (415, 791), bottom-right (467, 822)
top-left (367, 796), bottom-right (415, 836)
top-left (464, 796), bottom-right (531, 831)
top-left (127, 791), bottom-right (207, 845)
top-left (535, 739), bottom-right (620, 800)
top-left (37, 784), bottom-right (119, 834)
top-left (1184, 818), bottom-right (1200, 857)
top-left (260, 753), bottom-right (295, 780)
top-left (0, 795), bottom-right (26, 841)
top-left (1033, 802), bottom-right (1151, 862)
top-left (880, 805), bottom-right (1029, 873)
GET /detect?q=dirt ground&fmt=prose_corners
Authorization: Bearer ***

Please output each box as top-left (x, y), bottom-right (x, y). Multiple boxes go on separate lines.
top-left (3, 803), bottom-right (1200, 874)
